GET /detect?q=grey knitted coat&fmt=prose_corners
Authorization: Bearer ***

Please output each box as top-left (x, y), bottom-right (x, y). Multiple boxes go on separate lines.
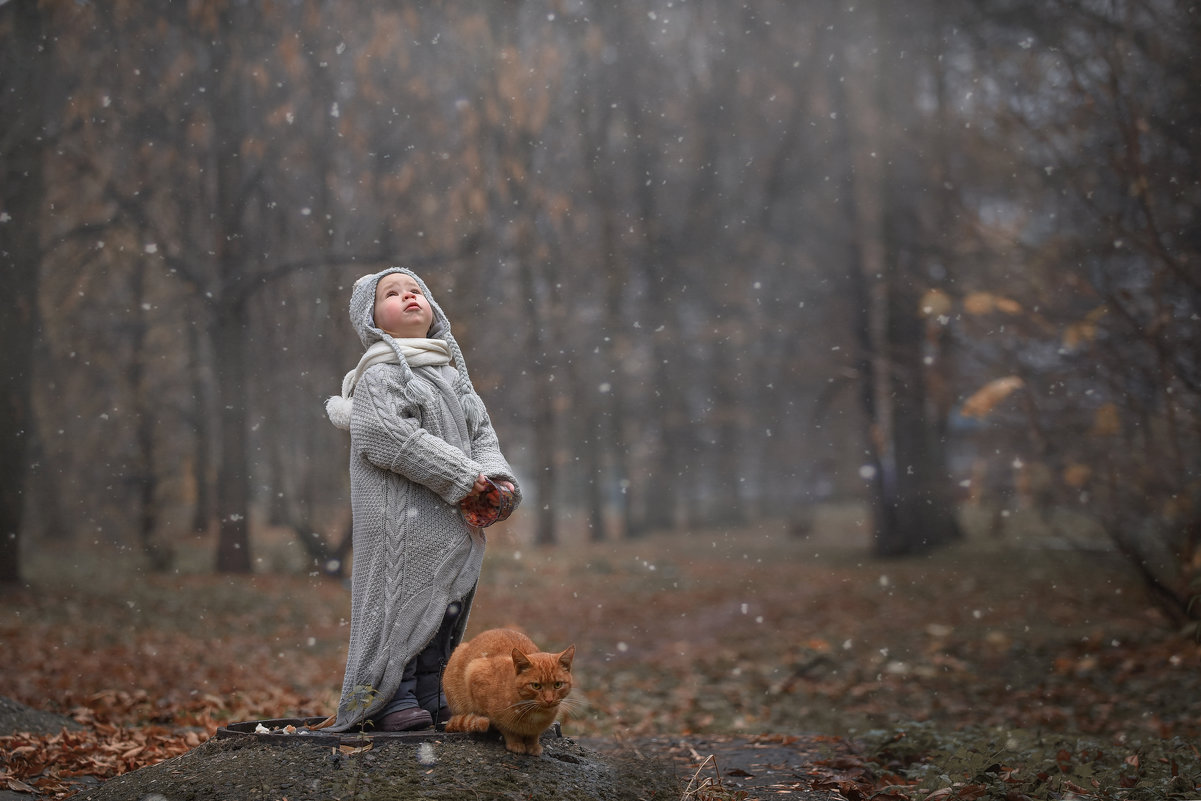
top-left (328, 267), bottom-right (521, 732)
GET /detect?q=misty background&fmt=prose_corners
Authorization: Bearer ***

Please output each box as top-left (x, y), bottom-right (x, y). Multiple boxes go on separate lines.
top-left (1, 1), bottom-right (1197, 629)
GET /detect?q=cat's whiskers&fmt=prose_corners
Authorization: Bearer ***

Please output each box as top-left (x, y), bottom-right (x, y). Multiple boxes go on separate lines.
top-left (505, 698), bottom-right (553, 721)
top-left (556, 696), bottom-right (585, 715)
top-left (550, 697), bottom-right (584, 723)
top-left (503, 699), bottom-right (535, 716)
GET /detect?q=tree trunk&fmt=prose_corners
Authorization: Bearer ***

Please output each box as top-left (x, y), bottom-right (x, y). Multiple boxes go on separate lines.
top-left (575, 40), bottom-right (637, 541)
top-left (210, 6), bottom-right (255, 573)
top-left (629, 155), bottom-right (680, 535)
top-left (704, 339), bottom-right (748, 528)
top-left (585, 417), bottom-right (607, 543)
top-left (0, 0), bottom-right (50, 584)
top-left (828, 23), bottom-right (892, 550)
top-left (871, 1), bottom-right (963, 557)
top-left (877, 233), bottom-right (962, 555)
top-left (212, 302), bottom-right (253, 572)
top-left (519, 261), bottom-right (558, 548)
top-left (188, 320), bottom-right (215, 536)
top-left (131, 263), bottom-right (173, 571)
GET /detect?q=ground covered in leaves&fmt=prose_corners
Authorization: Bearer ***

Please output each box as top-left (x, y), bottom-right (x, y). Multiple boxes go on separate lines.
top-left (2, 507), bottom-right (1199, 799)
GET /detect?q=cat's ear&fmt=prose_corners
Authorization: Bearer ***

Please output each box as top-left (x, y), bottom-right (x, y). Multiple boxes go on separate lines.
top-left (558, 645), bottom-right (575, 671)
top-left (511, 648), bottom-right (533, 673)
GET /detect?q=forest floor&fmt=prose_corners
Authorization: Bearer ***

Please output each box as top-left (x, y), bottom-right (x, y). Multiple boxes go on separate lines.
top-left (2, 505), bottom-right (1200, 799)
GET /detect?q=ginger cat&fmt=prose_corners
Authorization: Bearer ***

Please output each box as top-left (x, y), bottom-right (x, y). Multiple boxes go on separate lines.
top-left (442, 628), bottom-right (575, 756)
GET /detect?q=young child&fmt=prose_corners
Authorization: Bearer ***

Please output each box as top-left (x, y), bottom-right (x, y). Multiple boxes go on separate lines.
top-left (322, 267), bottom-right (521, 732)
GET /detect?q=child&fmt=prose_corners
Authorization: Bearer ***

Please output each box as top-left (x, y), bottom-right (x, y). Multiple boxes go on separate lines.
top-left (322, 267), bottom-right (521, 732)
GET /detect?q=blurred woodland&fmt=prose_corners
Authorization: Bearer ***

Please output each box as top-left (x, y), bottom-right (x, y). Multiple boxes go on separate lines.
top-left (1, 1), bottom-right (1199, 627)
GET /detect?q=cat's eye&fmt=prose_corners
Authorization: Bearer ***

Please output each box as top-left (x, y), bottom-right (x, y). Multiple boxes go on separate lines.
top-left (554, 681), bottom-right (564, 689)
top-left (529, 682), bottom-right (541, 690)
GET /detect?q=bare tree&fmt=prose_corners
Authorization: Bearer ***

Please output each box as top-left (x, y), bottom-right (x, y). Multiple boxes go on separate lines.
top-left (957, 0), bottom-right (1201, 624)
top-left (0, 0), bottom-right (51, 584)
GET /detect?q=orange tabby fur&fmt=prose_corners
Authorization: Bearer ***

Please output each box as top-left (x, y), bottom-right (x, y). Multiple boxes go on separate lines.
top-left (442, 628), bottom-right (575, 756)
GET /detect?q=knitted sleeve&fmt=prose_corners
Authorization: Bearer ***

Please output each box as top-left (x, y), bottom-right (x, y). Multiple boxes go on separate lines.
top-left (352, 368), bottom-right (482, 505)
top-left (467, 400), bottom-right (523, 504)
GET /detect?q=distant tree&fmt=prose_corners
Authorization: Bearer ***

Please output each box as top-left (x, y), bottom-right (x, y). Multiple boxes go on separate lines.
top-left (830, 1), bottom-right (965, 557)
top-left (0, 0), bottom-right (51, 584)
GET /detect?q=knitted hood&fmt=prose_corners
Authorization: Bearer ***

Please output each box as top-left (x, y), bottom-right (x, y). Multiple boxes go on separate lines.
top-left (332, 267), bottom-right (486, 434)
top-left (348, 267), bottom-right (449, 349)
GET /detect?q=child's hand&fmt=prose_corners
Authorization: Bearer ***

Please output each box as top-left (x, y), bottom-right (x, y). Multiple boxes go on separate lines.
top-left (469, 474), bottom-right (514, 496)
top-left (460, 475), bottom-right (517, 527)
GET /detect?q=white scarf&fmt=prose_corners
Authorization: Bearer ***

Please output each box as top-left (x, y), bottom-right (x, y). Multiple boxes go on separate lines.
top-left (325, 338), bottom-right (451, 429)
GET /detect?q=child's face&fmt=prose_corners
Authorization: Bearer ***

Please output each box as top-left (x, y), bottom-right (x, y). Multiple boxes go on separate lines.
top-left (373, 273), bottom-right (434, 338)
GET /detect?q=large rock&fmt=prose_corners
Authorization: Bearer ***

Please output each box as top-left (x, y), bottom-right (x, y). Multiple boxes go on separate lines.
top-left (71, 730), bottom-right (680, 801)
top-left (0, 696), bottom-right (82, 736)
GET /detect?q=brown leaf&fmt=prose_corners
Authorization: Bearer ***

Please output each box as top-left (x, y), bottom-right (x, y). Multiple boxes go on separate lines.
top-left (961, 376), bottom-right (1023, 418)
top-left (964, 291), bottom-right (1023, 316)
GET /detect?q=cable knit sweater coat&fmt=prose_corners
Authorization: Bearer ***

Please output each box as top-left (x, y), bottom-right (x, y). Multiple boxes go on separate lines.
top-left (328, 268), bottom-right (521, 732)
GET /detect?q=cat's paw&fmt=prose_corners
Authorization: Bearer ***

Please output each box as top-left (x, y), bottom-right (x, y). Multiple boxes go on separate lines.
top-left (446, 713), bottom-right (490, 733)
top-left (503, 735), bottom-right (542, 756)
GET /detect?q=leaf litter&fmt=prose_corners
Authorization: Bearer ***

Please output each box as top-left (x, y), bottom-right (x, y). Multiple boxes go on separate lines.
top-left (2, 520), bottom-right (1199, 798)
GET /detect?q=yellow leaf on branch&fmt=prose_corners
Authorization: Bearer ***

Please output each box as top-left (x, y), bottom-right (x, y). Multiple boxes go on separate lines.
top-left (1091, 402), bottom-right (1120, 436)
top-left (920, 288), bottom-right (953, 317)
top-left (1063, 463), bottom-right (1092, 488)
top-left (1063, 306), bottom-right (1108, 349)
top-left (964, 292), bottom-right (1022, 316)
top-left (961, 376), bottom-right (1024, 418)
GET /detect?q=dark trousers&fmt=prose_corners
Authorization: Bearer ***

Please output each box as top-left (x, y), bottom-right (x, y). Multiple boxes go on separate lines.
top-left (382, 603), bottom-right (460, 719)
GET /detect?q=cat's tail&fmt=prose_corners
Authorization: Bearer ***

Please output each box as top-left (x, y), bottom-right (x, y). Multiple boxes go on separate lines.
top-left (445, 712), bottom-right (491, 733)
